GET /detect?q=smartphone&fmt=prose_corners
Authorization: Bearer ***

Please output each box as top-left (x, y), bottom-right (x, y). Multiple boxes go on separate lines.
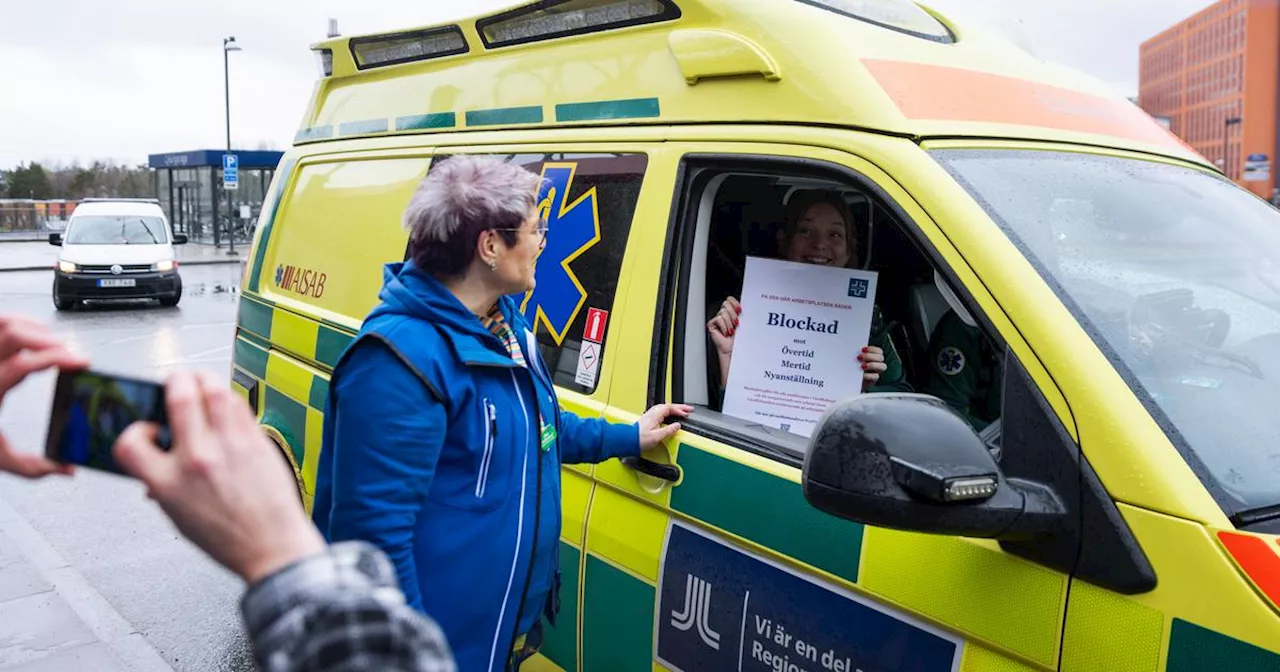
top-left (46, 369), bottom-right (171, 476)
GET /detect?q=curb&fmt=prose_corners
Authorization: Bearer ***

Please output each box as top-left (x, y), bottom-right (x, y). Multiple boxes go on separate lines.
top-left (0, 259), bottom-right (244, 273)
top-left (0, 495), bottom-right (174, 672)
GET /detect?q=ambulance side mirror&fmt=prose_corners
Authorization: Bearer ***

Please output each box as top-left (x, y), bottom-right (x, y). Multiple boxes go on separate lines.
top-left (802, 394), bottom-right (1066, 540)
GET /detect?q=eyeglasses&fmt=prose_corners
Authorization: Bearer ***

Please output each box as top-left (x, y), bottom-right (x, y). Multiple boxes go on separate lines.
top-left (493, 220), bottom-right (549, 241)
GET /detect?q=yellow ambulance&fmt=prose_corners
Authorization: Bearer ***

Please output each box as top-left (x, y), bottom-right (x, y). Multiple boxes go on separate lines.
top-left (230, 0), bottom-right (1280, 669)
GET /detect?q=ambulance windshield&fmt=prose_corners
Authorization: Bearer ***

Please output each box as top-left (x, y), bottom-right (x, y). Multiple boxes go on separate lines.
top-left (933, 148), bottom-right (1280, 520)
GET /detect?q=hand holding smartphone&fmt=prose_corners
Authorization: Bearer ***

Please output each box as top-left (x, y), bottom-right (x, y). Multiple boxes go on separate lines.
top-left (46, 369), bottom-right (172, 476)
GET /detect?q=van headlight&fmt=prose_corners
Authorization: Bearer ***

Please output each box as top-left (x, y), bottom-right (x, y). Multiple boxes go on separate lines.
top-left (153, 260), bottom-right (176, 272)
top-left (57, 261), bottom-right (77, 273)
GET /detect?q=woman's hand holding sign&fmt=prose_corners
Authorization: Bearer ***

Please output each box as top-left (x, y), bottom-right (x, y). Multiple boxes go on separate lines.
top-left (709, 295), bottom-right (884, 392)
top-left (858, 346), bottom-right (887, 391)
top-left (707, 296), bottom-right (742, 385)
top-left (707, 296), bottom-right (741, 353)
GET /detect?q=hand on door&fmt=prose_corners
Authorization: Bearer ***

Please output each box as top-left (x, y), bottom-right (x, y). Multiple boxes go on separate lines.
top-left (638, 403), bottom-right (693, 451)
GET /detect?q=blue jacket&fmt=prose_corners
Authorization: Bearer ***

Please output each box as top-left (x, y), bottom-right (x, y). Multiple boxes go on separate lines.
top-left (311, 261), bottom-right (641, 672)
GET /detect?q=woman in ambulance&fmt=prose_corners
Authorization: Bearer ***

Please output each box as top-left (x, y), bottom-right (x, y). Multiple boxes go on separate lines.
top-left (707, 189), bottom-right (912, 395)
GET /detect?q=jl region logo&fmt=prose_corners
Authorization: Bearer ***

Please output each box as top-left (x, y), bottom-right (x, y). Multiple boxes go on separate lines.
top-left (520, 163), bottom-right (601, 345)
top-left (670, 574), bottom-right (721, 651)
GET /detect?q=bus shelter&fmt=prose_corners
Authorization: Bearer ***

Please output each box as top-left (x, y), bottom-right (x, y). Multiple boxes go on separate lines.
top-left (148, 150), bottom-right (283, 245)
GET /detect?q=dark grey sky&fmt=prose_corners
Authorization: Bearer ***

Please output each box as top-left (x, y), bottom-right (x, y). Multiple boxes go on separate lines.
top-left (0, 0), bottom-right (1217, 169)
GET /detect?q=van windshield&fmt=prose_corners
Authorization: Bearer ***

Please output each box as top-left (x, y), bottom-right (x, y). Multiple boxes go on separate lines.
top-left (932, 148), bottom-right (1280, 518)
top-left (66, 216), bottom-right (168, 245)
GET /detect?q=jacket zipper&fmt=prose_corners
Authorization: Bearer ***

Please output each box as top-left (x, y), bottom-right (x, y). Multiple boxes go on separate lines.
top-left (505, 370), bottom-right (544, 671)
top-left (476, 399), bottom-right (497, 498)
top-left (487, 371), bottom-right (532, 672)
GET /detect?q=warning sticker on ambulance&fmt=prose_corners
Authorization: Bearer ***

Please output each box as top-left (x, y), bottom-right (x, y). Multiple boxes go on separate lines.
top-left (575, 341), bottom-right (601, 388)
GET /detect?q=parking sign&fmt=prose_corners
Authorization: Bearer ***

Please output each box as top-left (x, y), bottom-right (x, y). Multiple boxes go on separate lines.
top-left (223, 154), bottom-right (239, 190)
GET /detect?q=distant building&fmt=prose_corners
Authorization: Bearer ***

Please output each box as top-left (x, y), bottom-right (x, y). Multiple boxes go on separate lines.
top-left (1130, 96), bottom-right (1174, 130)
top-left (147, 149), bottom-right (283, 246)
top-left (1139, 0), bottom-right (1279, 198)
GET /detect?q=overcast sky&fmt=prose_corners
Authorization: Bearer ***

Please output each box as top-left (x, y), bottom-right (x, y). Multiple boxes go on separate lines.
top-left (0, 0), bottom-right (1218, 170)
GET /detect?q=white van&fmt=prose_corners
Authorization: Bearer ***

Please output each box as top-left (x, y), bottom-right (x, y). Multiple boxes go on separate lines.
top-left (50, 199), bottom-right (186, 310)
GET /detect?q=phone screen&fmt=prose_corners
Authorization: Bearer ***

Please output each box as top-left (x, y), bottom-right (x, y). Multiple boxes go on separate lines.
top-left (46, 369), bottom-right (170, 475)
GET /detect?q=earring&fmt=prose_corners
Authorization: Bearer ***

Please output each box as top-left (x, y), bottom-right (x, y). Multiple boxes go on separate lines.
top-left (488, 260), bottom-right (498, 271)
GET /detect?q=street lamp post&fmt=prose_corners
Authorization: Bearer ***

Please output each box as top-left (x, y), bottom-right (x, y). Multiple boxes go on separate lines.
top-left (223, 36), bottom-right (242, 256)
top-left (1224, 116), bottom-right (1243, 180)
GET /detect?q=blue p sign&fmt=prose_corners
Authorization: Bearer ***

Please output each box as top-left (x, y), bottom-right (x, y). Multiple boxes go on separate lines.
top-left (223, 154), bottom-right (239, 190)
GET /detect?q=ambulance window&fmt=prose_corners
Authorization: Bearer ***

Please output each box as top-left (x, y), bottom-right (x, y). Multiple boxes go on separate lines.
top-left (506, 153), bottom-right (648, 395)
top-left (661, 161), bottom-right (1004, 463)
top-left (936, 148), bottom-right (1280, 518)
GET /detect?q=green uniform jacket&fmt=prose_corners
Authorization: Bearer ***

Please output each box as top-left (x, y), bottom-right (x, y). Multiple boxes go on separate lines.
top-left (921, 310), bottom-right (1001, 430)
top-left (867, 306), bottom-right (912, 393)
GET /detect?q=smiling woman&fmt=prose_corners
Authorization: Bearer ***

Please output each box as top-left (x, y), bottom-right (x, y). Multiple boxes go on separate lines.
top-left (706, 189), bottom-right (913, 396)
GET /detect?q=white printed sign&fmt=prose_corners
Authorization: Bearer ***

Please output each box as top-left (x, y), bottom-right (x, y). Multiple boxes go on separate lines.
top-left (1245, 154), bottom-right (1271, 183)
top-left (722, 257), bottom-right (878, 438)
top-left (574, 341), bottom-right (601, 388)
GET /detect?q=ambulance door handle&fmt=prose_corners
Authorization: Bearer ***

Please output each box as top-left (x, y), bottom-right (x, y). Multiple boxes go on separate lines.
top-left (623, 456), bottom-right (681, 483)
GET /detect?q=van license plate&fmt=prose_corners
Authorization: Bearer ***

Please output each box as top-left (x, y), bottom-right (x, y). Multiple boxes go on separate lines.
top-left (98, 279), bottom-right (136, 288)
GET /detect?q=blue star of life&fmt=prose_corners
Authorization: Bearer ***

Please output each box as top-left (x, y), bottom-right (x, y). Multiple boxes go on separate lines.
top-left (520, 163), bottom-right (601, 345)
top-left (938, 346), bottom-right (966, 376)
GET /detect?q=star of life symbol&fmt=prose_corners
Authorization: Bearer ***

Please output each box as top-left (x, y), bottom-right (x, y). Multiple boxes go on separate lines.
top-left (670, 574), bottom-right (722, 651)
top-left (938, 346), bottom-right (966, 376)
top-left (520, 163), bottom-right (601, 345)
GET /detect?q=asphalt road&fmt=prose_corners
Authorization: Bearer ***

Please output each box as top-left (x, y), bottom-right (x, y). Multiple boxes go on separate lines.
top-left (0, 265), bottom-right (254, 672)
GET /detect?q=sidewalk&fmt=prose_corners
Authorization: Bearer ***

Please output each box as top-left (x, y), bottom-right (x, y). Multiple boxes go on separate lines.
top-left (0, 242), bottom-right (244, 273)
top-left (0, 495), bottom-right (172, 671)
top-left (0, 233), bottom-right (49, 243)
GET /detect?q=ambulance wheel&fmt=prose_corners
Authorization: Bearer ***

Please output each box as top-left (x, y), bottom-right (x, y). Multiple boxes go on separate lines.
top-left (268, 436), bottom-right (306, 508)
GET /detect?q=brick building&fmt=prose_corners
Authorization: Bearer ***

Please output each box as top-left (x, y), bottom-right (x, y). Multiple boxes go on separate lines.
top-left (1139, 0), bottom-right (1280, 199)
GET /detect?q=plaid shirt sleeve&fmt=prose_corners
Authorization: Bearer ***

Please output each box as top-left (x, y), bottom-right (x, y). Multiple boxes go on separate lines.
top-left (240, 541), bottom-right (456, 672)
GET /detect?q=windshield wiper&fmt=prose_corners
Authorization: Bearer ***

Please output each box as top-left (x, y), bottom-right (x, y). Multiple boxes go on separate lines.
top-left (1231, 503), bottom-right (1280, 527)
top-left (139, 219), bottom-right (159, 244)
top-left (1187, 347), bottom-right (1264, 379)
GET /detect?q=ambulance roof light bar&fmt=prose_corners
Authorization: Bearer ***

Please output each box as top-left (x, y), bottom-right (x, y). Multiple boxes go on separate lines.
top-left (477, 0), bottom-right (681, 49)
top-left (796, 0), bottom-right (953, 43)
top-left (314, 48), bottom-right (334, 77)
top-left (348, 25), bottom-right (469, 71)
